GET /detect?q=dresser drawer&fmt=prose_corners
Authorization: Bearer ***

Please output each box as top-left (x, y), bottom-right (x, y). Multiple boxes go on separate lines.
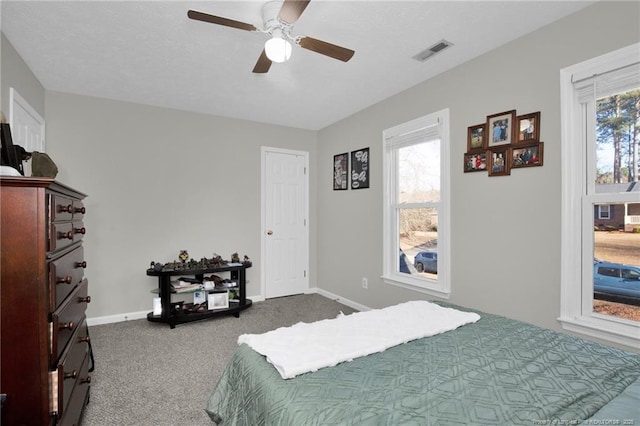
top-left (51, 280), bottom-right (90, 364)
top-left (49, 246), bottom-right (86, 311)
top-left (51, 318), bottom-right (91, 424)
top-left (72, 200), bottom-right (86, 220)
top-left (50, 195), bottom-right (75, 222)
top-left (57, 355), bottom-right (90, 426)
top-left (50, 221), bottom-right (85, 252)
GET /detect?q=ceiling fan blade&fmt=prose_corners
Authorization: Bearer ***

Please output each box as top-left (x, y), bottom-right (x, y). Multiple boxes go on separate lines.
top-left (278, 0), bottom-right (311, 25)
top-left (298, 37), bottom-right (355, 62)
top-left (187, 10), bottom-right (258, 32)
top-left (252, 50), bottom-right (272, 73)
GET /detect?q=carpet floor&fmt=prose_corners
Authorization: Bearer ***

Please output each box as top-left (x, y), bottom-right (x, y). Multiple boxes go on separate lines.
top-left (80, 293), bottom-right (356, 425)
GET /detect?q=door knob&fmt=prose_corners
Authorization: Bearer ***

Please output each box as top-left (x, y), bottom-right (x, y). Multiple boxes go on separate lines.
top-left (267, 230), bottom-right (273, 235)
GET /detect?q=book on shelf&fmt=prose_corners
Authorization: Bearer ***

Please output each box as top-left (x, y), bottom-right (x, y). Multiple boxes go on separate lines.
top-left (177, 277), bottom-right (201, 284)
top-left (171, 283), bottom-right (202, 293)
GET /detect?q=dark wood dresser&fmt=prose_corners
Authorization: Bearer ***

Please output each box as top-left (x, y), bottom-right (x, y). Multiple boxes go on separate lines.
top-left (1, 177), bottom-right (92, 426)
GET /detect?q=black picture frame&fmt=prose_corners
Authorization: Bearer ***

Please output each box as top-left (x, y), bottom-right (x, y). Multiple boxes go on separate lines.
top-left (333, 153), bottom-right (348, 190)
top-left (350, 147), bottom-right (369, 189)
top-left (0, 123), bottom-right (23, 175)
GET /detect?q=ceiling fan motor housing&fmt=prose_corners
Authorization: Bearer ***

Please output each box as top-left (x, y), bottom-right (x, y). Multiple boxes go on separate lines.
top-left (263, 1), bottom-right (287, 33)
top-left (187, 0), bottom-right (354, 73)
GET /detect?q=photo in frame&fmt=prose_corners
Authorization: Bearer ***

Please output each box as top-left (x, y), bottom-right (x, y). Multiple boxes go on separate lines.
top-left (511, 142), bottom-right (544, 168)
top-left (467, 123), bottom-right (486, 153)
top-left (333, 153), bottom-right (348, 190)
top-left (350, 147), bottom-right (369, 189)
top-left (207, 291), bottom-right (229, 311)
top-left (464, 152), bottom-right (487, 172)
top-left (486, 110), bottom-right (516, 147)
top-left (517, 112), bottom-right (540, 144)
top-left (488, 147), bottom-right (511, 177)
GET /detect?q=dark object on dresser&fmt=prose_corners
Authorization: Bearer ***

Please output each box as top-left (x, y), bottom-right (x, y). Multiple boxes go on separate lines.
top-left (31, 151), bottom-right (59, 178)
top-left (0, 123), bottom-right (24, 175)
top-left (1, 177), bottom-right (92, 426)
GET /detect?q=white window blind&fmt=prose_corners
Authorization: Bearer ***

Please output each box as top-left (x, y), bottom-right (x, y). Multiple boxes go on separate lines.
top-left (385, 120), bottom-right (440, 149)
top-left (574, 61), bottom-right (640, 103)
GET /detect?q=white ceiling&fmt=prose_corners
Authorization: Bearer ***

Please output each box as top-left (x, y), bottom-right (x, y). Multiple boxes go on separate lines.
top-left (1, 1), bottom-right (594, 130)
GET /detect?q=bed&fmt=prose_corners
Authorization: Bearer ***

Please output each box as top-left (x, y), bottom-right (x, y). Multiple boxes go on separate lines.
top-left (205, 301), bottom-right (640, 425)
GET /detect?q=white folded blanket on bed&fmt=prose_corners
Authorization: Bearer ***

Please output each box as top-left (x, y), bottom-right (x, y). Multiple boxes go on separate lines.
top-left (238, 300), bottom-right (481, 379)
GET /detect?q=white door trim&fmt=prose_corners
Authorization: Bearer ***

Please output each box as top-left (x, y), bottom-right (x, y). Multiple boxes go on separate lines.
top-left (260, 146), bottom-right (310, 299)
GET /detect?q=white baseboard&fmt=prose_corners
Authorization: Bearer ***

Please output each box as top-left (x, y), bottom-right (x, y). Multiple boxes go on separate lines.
top-left (87, 294), bottom-right (267, 326)
top-left (249, 294), bottom-right (266, 303)
top-left (87, 291), bottom-right (367, 326)
top-left (308, 287), bottom-right (371, 312)
top-left (87, 310), bottom-right (149, 326)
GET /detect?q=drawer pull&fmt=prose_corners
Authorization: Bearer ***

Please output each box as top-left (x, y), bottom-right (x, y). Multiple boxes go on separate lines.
top-left (59, 321), bottom-right (74, 331)
top-left (80, 376), bottom-right (91, 385)
top-left (75, 261), bottom-right (88, 268)
top-left (57, 276), bottom-right (73, 285)
top-left (59, 204), bottom-right (74, 214)
top-left (74, 206), bottom-right (86, 214)
top-left (58, 231), bottom-right (73, 240)
top-left (78, 295), bottom-right (91, 304)
top-left (78, 335), bottom-right (91, 344)
top-left (74, 227), bottom-right (86, 235)
top-left (64, 370), bottom-right (78, 380)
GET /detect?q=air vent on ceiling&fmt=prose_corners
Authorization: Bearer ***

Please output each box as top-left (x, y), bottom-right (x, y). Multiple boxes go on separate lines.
top-left (412, 39), bottom-right (453, 62)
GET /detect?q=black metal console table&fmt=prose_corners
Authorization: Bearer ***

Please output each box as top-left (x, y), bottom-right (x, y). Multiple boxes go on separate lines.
top-left (146, 263), bottom-right (252, 328)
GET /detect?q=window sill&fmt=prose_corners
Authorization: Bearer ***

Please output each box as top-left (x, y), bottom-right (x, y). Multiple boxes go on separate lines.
top-left (558, 315), bottom-right (640, 350)
top-left (382, 275), bottom-right (450, 299)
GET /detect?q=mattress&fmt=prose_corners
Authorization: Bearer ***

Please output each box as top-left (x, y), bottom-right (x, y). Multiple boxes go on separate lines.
top-left (206, 303), bottom-right (640, 425)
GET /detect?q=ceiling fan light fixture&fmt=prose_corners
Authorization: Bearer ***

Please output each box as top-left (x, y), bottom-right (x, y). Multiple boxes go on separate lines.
top-left (265, 31), bottom-right (292, 63)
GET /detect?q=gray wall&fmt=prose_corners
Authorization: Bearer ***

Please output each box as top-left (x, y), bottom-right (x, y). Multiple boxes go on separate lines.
top-left (1, 33), bottom-right (45, 120)
top-left (317, 1), bottom-right (640, 336)
top-left (1, 28), bottom-right (320, 321)
top-left (2, 2), bottom-right (639, 346)
top-left (44, 92), bottom-right (318, 319)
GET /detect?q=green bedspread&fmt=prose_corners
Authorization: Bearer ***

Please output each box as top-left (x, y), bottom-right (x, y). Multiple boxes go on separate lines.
top-left (206, 305), bottom-right (640, 425)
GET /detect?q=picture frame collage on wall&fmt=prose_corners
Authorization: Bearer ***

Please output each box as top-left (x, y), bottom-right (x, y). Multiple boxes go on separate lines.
top-left (333, 147), bottom-right (370, 190)
top-left (464, 110), bottom-right (543, 176)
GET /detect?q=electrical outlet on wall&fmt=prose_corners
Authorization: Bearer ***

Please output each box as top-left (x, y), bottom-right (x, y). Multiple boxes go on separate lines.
top-left (362, 277), bottom-right (368, 289)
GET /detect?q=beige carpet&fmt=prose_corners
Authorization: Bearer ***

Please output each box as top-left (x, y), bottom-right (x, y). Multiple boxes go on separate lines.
top-left (80, 294), bottom-right (356, 425)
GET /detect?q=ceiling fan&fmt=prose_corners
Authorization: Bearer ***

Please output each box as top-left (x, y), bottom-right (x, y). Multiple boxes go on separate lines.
top-left (187, 0), bottom-right (355, 73)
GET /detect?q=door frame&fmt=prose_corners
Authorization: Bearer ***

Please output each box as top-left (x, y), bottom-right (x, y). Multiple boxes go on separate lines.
top-left (260, 146), bottom-right (310, 299)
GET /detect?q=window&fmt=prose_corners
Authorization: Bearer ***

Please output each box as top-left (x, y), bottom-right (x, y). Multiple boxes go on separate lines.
top-left (560, 43), bottom-right (640, 348)
top-left (597, 205), bottom-right (610, 220)
top-left (622, 268), bottom-right (639, 280)
top-left (596, 267), bottom-right (619, 278)
top-left (382, 109), bottom-right (450, 297)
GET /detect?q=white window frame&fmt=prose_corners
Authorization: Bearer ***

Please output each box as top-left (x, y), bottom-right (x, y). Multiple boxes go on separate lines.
top-left (382, 109), bottom-right (451, 297)
top-left (559, 43), bottom-right (640, 348)
top-left (597, 205), bottom-right (610, 220)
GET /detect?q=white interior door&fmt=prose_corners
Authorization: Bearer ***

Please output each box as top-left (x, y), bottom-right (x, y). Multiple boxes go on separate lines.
top-left (10, 88), bottom-right (45, 176)
top-left (262, 148), bottom-right (309, 299)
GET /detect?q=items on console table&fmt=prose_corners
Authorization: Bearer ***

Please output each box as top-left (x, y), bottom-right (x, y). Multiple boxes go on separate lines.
top-left (146, 253), bottom-right (252, 329)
